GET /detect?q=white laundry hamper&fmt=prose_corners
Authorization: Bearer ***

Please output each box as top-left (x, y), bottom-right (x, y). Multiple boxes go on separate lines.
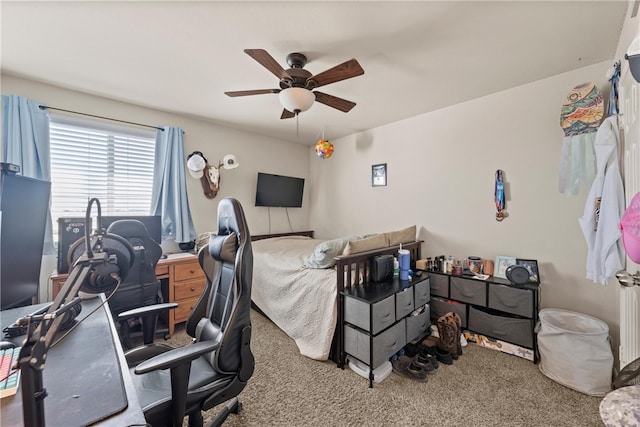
top-left (537, 308), bottom-right (613, 396)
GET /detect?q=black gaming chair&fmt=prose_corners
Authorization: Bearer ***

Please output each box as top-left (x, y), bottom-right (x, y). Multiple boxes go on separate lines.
top-left (104, 219), bottom-right (176, 348)
top-left (127, 197), bottom-right (254, 427)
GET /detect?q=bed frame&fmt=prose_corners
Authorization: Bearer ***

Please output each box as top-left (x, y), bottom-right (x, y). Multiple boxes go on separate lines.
top-left (251, 230), bottom-right (422, 368)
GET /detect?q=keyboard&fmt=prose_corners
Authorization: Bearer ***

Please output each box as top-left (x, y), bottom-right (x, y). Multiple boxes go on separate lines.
top-left (0, 347), bottom-right (21, 398)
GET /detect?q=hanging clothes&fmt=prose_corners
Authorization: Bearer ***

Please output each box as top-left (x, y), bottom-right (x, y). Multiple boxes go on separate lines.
top-left (578, 116), bottom-right (625, 285)
top-left (558, 82), bottom-right (604, 196)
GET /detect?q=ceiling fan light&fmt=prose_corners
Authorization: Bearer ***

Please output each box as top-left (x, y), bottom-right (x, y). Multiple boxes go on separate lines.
top-left (278, 87), bottom-right (315, 113)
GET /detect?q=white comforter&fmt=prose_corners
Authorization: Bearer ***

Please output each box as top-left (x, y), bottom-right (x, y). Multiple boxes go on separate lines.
top-left (251, 236), bottom-right (337, 360)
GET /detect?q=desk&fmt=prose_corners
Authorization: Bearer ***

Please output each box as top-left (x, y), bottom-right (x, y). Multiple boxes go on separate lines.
top-left (0, 295), bottom-right (146, 426)
top-left (51, 253), bottom-right (205, 335)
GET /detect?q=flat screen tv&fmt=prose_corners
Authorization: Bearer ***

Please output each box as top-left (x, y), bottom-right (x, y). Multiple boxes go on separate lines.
top-left (255, 172), bottom-right (305, 208)
top-left (100, 215), bottom-right (162, 244)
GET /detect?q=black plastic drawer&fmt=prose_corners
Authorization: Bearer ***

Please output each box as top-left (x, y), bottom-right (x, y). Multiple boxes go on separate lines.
top-left (395, 287), bottom-right (414, 320)
top-left (430, 296), bottom-right (467, 328)
top-left (468, 306), bottom-right (533, 348)
top-left (450, 277), bottom-right (486, 306)
top-left (429, 273), bottom-right (449, 298)
top-left (406, 308), bottom-right (430, 342)
top-left (413, 278), bottom-right (430, 307)
top-left (488, 284), bottom-right (534, 318)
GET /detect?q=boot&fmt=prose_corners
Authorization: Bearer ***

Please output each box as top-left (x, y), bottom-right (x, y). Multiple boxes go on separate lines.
top-left (449, 312), bottom-right (463, 357)
top-left (436, 315), bottom-right (458, 360)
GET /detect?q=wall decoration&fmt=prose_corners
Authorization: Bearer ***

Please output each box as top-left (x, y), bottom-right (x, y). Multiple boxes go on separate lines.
top-left (186, 151), bottom-right (239, 199)
top-left (494, 255), bottom-right (516, 279)
top-left (315, 139), bottom-right (334, 159)
top-left (516, 258), bottom-right (540, 284)
top-left (372, 163), bottom-right (387, 187)
top-left (495, 169), bottom-right (508, 221)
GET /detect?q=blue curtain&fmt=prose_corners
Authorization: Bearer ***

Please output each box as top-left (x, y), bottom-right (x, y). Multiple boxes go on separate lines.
top-left (1, 94), bottom-right (54, 255)
top-left (150, 126), bottom-right (196, 243)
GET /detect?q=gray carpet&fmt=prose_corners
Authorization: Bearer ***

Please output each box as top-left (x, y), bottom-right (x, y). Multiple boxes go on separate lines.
top-left (166, 310), bottom-right (605, 427)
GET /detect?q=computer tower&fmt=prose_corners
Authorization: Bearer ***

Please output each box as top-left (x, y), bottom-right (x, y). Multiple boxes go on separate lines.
top-left (0, 165), bottom-right (51, 309)
top-left (57, 217), bottom-right (92, 274)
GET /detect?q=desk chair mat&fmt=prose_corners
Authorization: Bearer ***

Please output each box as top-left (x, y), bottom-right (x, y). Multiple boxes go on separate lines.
top-left (1, 298), bottom-right (128, 426)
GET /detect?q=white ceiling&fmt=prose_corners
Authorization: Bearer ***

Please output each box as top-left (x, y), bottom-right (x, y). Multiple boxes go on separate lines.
top-left (1, 1), bottom-right (629, 145)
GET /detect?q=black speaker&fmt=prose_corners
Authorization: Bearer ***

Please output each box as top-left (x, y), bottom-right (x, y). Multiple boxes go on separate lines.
top-left (57, 217), bottom-right (92, 274)
top-left (506, 265), bottom-right (530, 285)
top-left (370, 254), bottom-right (394, 283)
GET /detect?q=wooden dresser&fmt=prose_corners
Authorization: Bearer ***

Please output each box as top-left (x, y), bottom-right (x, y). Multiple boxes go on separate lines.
top-left (50, 253), bottom-right (205, 336)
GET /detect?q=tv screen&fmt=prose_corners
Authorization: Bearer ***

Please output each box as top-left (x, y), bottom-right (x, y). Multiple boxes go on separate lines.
top-left (100, 215), bottom-right (162, 244)
top-left (255, 172), bottom-right (305, 208)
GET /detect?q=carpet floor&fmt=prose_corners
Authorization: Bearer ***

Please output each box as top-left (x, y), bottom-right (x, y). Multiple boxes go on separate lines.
top-left (163, 309), bottom-right (605, 427)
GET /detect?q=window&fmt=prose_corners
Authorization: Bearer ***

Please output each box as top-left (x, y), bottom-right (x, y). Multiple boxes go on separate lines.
top-left (49, 115), bottom-right (156, 240)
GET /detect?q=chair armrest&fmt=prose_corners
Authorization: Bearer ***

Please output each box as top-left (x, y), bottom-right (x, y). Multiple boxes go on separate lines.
top-left (134, 341), bottom-right (220, 374)
top-left (118, 302), bottom-right (178, 321)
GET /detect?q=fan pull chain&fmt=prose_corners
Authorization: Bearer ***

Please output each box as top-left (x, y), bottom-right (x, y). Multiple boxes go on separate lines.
top-left (296, 114), bottom-right (300, 142)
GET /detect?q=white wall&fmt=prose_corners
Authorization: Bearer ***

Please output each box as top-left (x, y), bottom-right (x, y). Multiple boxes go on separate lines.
top-left (308, 61), bottom-right (620, 353)
top-left (308, 4), bottom-right (638, 361)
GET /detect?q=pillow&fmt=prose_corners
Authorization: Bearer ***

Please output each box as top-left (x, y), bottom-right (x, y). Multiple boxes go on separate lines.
top-left (209, 232), bottom-right (237, 263)
top-left (342, 234), bottom-right (388, 256)
top-left (384, 225), bottom-right (416, 246)
top-left (304, 237), bottom-right (353, 269)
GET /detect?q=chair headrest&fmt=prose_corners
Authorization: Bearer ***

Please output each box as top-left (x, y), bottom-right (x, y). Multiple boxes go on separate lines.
top-left (209, 232), bottom-right (237, 263)
top-left (106, 219), bottom-right (152, 242)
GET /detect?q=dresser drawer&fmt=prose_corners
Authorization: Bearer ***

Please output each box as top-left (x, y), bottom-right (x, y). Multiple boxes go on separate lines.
top-left (429, 273), bottom-right (449, 298)
top-left (344, 320), bottom-right (406, 369)
top-left (173, 262), bottom-right (205, 282)
top-left (414, 278), bottom-right (430, 307)
top-left (488, 284), bottom-right (534, 318)
top-left (468, 306), bottom-right (534, 348)
top-left (450, 277), bottom-right (486, 306)
top-left (155, 264), bottom-right (169, 278)
top-left (344, 294), bottom-right (396, 334)
top-left (430, 297), bottom-right (467, 328)
top-left (395, 287), bottom-right (414, 320)
top-left (406, 308), bottom-right (430, 342)
top-left (172, 296), bottom-right (200, 323)
top-left (174, 279), bottom-right (205, 302)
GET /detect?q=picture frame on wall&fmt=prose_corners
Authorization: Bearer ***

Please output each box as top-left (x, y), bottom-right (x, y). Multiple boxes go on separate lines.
top-left (494, 255), bottom-right (516, 279)
top-left (372, 163), bottom-right (387, 187)
top-left (516, 258), bottom-right (540, 284)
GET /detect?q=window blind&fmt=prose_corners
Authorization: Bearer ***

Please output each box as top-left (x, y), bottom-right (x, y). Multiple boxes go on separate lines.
top-left (49, 115), bottom-right (156, 239)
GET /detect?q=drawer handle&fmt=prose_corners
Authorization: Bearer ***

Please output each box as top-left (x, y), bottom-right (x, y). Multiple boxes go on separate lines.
top-left (190, 287), bottom-right (195, 292)
top-left (190, 269), bottom-right (195, 274)
top-left (405, 301), bottom-right (412, 307)
top-left (381, 312), bottom-right (391, 318)
top-left (387, 341), bottom-right (397, 349)
top-left (492, 329), bottom-right (507, 336)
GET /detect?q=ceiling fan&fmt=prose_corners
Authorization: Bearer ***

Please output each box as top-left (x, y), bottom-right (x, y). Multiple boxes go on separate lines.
top-left (224, 49), bottom-right (365, 119)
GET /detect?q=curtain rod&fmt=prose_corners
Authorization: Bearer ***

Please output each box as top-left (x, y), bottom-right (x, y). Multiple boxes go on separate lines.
top-left (38, 105), bottom-right (164, 131)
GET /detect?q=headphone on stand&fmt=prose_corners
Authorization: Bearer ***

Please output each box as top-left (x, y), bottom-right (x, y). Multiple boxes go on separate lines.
top-left (67, 198), bottom-right (135, 294)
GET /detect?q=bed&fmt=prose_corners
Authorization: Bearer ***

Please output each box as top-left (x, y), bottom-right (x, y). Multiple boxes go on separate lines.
top-left (250, 229), bottom-right (422, 367)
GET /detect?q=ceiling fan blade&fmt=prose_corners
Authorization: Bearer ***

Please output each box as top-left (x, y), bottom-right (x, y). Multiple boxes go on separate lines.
top-left (314, 91), bottom-right (356, 113)
top-left (224, 89), bottom-right (280, 97)
top-left (306, 59), bottom-right (364, 89)
top-left (244, 49), bottom-right (292, 81)
top-left (280, 109), bottom-right (295, 119)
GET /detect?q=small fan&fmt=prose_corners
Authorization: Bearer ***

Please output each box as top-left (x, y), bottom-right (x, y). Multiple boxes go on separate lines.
top-left (225, 49), bottom-right (364, 119)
